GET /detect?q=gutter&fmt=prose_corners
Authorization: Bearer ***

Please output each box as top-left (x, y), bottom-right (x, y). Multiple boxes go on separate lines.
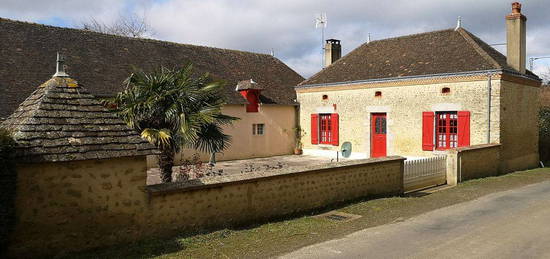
top-left (487, 73), bottom-right (492, 143)
top-left (296, 68), bottom-right (541, 90)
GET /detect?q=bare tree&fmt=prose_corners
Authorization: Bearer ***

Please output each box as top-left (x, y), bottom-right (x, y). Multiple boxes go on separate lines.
top-left (540, 67), bottom-right (550, 85)
top-left (82, 13), bottom-right (154, 38)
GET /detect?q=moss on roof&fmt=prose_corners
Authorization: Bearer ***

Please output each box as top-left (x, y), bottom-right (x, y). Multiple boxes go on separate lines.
top-left (0, 77), bottom-right (157, 163)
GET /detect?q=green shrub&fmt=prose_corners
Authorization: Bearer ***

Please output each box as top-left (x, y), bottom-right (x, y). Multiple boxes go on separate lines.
top-left (539, 107), bottom-right (550, 163)
top-left (0, 128), bottom-right (16, 256)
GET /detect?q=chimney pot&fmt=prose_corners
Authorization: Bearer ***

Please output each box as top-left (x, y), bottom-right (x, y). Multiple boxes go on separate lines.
top-left (512, 2), bottom-right (521, 14)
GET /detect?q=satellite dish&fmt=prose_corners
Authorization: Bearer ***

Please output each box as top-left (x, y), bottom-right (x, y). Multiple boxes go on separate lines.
top-left (341, 142), bottom-right (352, 158)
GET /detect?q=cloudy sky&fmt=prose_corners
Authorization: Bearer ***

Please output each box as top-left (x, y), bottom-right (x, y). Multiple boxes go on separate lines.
top-left (1, 0), bottom-right (549, 78)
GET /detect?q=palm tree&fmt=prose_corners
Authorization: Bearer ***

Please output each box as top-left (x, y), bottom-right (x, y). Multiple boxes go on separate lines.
top-left (105, 65), bottom-right (238, 183)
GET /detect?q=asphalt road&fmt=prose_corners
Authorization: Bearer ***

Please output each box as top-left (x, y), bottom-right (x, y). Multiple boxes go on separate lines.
top-left (280, 181), bottom-right (550, 259)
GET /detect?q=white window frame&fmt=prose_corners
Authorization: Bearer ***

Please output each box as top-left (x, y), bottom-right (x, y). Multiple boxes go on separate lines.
top-left (252, 123), bottom-right (265, 135)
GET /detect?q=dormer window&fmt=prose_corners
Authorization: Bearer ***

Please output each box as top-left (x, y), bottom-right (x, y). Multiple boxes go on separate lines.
top-left (236, 79), bottom-right (263, 113)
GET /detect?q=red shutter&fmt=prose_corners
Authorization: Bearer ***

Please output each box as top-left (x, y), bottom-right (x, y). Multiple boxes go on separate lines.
top-left (458, 111), bottom-right (471, 147)
top-left (422, 112), bottom-right (435, 151)
top-left (311, 114), bottom-right (319, 145)
top-left (331, 113), bottom-right (339, 146)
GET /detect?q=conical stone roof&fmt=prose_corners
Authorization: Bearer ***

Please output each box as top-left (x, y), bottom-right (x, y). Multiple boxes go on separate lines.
top-left (0, 76), bottom-right (157, 163)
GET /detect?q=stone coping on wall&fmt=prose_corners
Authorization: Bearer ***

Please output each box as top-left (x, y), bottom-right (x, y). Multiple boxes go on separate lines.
top-left (447, 143), bottom-right (502, 153)
top-left (142, 156), bottom-right (405, 196)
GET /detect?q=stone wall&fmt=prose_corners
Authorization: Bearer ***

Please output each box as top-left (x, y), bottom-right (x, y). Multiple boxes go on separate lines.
top-left (499, 80), bottom-right (540, 172)
top-left (10, 156), bottom-right (149, 258)
top-left (296, 77), bottom-right (500, 158)
top-left (142, 156), bottom-right (404, 236)
top-left (10, 156), bottom-right (404, 257)
top-left (446, 144), bottom-right (501, 185)
top-left (147, 104), bottom-right (297, 167)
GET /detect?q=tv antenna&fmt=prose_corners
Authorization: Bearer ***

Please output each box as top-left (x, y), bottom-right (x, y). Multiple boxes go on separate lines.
top-left (315, 13), bottom-right (327, 66)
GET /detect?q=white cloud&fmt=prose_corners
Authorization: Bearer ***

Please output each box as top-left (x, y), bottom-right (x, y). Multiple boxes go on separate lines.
top-left (1, 0), bottom-right (549, 78)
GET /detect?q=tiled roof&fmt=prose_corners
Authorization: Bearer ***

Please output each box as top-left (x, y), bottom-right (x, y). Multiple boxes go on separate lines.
top-left (0, 77), bottom-right (158, 163)
top-left (0, 18), bottom-right (304, 119)
top-left (299, 28), bottom-right (539, 86)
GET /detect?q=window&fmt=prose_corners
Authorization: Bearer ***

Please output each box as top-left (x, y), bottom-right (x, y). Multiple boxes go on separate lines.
top-left (423, 111), bottom-right (470, 151)
top-left (252, 123), bottom-right (264, 135)
top-left (436, 112), bottom-right (458, 149)
top-left (319, 114), bottom-right (332, 144)
top-left (375, 91), bottom-right (382, 97)
top-left (441, 87), bottom-right (451, 94)
top-left (322, 94), bottom-right (328, 100)
top-left (311, 113), bottom-right (339, 146)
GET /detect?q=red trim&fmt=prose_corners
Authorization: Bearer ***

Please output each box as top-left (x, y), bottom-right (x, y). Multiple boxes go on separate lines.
top-left (422, 112), bottom-right (435, 151)
top-left (458, 111), bottom-right (470, 147)
top-left (311, 114), bottom-right (319, 144)
top-left (330, 113), bottom-right (339, 146)
top-left (239, 90), bottom-right (260, 112)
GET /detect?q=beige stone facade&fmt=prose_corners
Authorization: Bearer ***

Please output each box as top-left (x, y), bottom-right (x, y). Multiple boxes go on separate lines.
top-left (148, 104), bottom-right (297, 167)
top-left (296, 74), bottom-right (540, 172)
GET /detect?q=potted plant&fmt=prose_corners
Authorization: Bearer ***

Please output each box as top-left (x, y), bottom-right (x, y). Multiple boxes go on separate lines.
top-left (294, 126), bottom-right (305, 155)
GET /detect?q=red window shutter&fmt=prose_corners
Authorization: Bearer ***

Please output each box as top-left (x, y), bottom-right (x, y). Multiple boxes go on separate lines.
top-left (331, 113), bottom-right (339, 146)
top-left (458, 111), bottom-right (471, 147)
top-left (311, 114), bottom-right (319, 144)
top-left (422, 112), bottom-right (435, 151)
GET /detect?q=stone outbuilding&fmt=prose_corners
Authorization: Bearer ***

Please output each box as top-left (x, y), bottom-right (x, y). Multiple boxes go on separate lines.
top-left (0, 64), bottom-right (157, 256)
top-left (296, 2), bottom-right (541, 173)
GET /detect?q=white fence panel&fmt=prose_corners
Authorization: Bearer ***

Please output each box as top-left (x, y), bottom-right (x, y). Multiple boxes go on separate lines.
top-left (404, 156), bottom-right (446, 191)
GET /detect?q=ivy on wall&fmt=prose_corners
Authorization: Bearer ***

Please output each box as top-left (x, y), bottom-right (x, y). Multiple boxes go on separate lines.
top-left (0, 128), bottom-right (16, 256)
top-left (540, 107), bottom-right (550, 163)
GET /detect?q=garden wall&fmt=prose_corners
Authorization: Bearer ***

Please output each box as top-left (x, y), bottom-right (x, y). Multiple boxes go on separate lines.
top-left (142, 156), bottom-right (404, 236)
top-left (9, 156), bottom-right (404, 257)
top-left (446, 143), bottom-right (501, 185)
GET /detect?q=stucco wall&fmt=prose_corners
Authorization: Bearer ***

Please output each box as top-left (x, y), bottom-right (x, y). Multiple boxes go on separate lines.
top-left (296, 78), bottom-right (501, 158)
top-left (147, 104), bottom-right (297, 167)
top-left (446, 144), bottom-right (501, 185)
top-left (10, 156), bottom-right (149, 258)
top-left (499, 80), bottom-right (540, 172)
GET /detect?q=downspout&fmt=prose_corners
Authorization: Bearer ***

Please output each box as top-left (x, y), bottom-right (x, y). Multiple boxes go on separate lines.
top-left (487, 73), bottom-right (492, 143)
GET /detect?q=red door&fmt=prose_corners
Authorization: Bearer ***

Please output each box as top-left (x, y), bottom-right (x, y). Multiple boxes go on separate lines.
top-left (371, 113), bottom-right (387, 158)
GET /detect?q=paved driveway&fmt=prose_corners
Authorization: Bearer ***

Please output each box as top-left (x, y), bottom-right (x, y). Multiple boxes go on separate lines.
top-left (281, 180), bottom-right (550, 259)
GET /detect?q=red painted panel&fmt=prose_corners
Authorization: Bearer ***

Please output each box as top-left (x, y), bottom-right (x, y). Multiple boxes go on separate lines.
top-left (311, 114), bottom-right (319, 144)
top-left (458, 111), bottom-right (471, 147)
top-left (331, 113), bottom-right (339, 146)
top-left (240, 90), bottom-right (259, 112)
top-left (422, 111), bottom-right (435, 151)
top-left (371, 113), bottom-right (387, 158)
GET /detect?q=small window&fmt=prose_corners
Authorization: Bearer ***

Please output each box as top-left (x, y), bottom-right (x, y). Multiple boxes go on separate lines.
top-left (441, 87), bottom-right (451, 94)
top-left (375, 91), bottom-right (382, 97)
top-left (322, 94), bottom-right (328, 100)
top-left (252, 124), bottom-right (265, 135)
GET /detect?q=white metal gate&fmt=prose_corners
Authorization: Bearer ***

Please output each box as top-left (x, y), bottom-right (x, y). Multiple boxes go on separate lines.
top-left (404, 156), bottom-right (447, 192)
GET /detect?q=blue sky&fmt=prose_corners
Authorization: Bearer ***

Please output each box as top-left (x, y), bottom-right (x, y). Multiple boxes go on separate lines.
top-left (1, 0), bottom-right (549, 79)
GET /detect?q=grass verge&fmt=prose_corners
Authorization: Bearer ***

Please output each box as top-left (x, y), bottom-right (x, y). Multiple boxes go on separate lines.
top-left (66, 168), bottom-right (550, 259)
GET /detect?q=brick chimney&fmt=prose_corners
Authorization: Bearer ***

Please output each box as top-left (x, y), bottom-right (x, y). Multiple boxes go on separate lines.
top-left (506, 2), bottom-right (527, 74)
top-left (324, 39), bottom-right (341, 67)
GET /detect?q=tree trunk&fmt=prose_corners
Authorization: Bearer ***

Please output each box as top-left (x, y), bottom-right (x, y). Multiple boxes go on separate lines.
top-left (158, 148), bottom-right (175, 183)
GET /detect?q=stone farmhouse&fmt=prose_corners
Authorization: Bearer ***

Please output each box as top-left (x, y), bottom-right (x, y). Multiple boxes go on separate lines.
top-left (0, 17), bottom-right (304, 165)
top-left (296, 2), bottom-right (541, 173)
